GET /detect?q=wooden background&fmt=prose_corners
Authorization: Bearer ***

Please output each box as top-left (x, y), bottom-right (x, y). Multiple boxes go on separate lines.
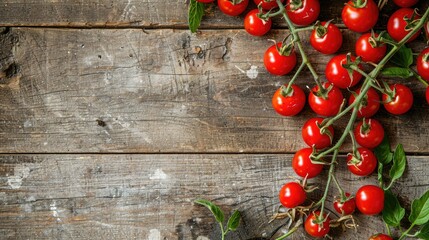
top-left (0, 1), bottom-right (428, 239)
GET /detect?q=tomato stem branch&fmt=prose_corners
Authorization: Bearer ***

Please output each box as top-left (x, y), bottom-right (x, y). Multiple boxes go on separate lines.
top-left (284, 61), bottom-right (307, 93)
top-left (398, 223), bottom-right (416, 240)
top-left (274, 226), bottom-right (299, 240)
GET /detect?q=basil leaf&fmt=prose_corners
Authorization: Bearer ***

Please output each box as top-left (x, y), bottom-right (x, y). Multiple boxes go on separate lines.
top-left (227, 210), bottom-right (241, 231)
top-left (381, 67), bottom-right (413, 79)
top-left (382, 189), bottom-right (405, 227)
top-left (374, 136), bottom-right (393, 165)
top-left (195, 199), bottom-right (225, 223)
top-left (378, 162), bottom-right (384, 186)
top-left (416, 222), bottom-right (429, 240)
top-left (389, 144), bottom-right (406, 183)
top-left (410, 190), bottom-right (429, 225)
top-left (390, 45), bottom-right (413, 68)
top-left (188, 0), bottom-right (205, 33)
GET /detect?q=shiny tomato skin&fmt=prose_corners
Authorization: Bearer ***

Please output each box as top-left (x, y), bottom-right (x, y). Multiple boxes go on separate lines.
top-left (305, 211), bottom-right (330, 238)
top-left (272, 84), bottom-right (306, 116)
top-left (302, 117), bottom-right (334, 149)
top-left (369, 233), bottom-right (393, 240)
top-left (354, 118), bottom-right (384, 149)
top-left (392, 0), bottom-right (419, 7)
top-left (347, 147), bottom-right (378, 176)
top-left (355, 33), bottom-right (387, 63)
top-left (279, 182), bottom-right (306, 208)
top-left (356, 185), bottom-right (384, 215)
top-left (308, 83), bottom-right (344, 117)
top-left (382, 84), bottom-right (414, 115)
top-left (264, 43), bottom-right (297, 75)
top-left (310, 22), bottom-right (343, 54)
top-left (417, 48), bottom-right (429, 81)
top-left (244, 9), bottom-right (272, 36)
top-left (334, 193), bottom-right (356, 215)
top-left (342, 0), bottom-right (379, 33)
top-left (218, 0), bottom-right (249, 16)
top-left (325, 54), bottom-right (363, 89)
top-left (253, 0), bottom-right (285, 10)
top-left (285, 0), bottom-right (320, 26)
top-left (348, 87), bottom-right (380, 118)
top-left (196, 0), bottom-right (215, 2)
top-left (292, 148), bottom-right (323, 179)
top-left (387, 8), bottom-right (421, 43)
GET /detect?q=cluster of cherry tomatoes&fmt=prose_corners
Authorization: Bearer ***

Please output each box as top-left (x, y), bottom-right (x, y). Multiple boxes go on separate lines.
top-left (196, 0), bottom-right (428, 239)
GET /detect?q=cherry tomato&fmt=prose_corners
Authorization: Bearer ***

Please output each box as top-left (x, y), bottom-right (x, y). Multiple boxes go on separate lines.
top-left (325, 54), bottom-right (363, 89)
top-left (355, 33), bottom-right (387, 63)
top-left (426, 86), bottom-right (429, 105)
top-left (264, 43), bottom-right (297, 76)
top-left (305, 211), bottom-right (330, 238)
top-left (333, 193), bottom-right (356, 215)
top-left (302, 117), bottom-right (334, 149)
top-left (417, 48), bottom-right (429, 81)
top-left (196, 0), bottom-right (215, 3)
top-left (382, 83), bottom-right (414, 115)
top-left (354, 118), bottom-right (384, 149)
top-left (272, 84), bottom-right (306, 116)
top-left (244, 9), bottom-right (272, 36)
top-left (342, 0), bottom-right (379, 33)
top-left (218, 0), bottom-right (249, 16)
top-left (347, 147), bottom-right (377, 176)
top-left (279, 182), bottom-right (306, 208)
top-left (387, 8), bottom-right (421, 43)
top-left (292, 148), bottom-right (323, 179)
top-left (253, 0), bottom-right (285, 10)
top-left (349, 87), bottom-right (380, 118)
top-left (308, 83), bottom-right (344, 117)
top-left (285, 0), bottom-right (320, 26)
top-left (356, 185), bottom-right (384, 215)
top-left (392, 0), bottom-right (419, 7)
top-left (369, 233), bottom-right (393, 240)
top-left (310, 21), bottom-right (343, 54)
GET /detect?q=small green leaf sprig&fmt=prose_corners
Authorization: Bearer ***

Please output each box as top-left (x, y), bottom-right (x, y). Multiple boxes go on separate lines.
top-left (188, 0), bottom-right (205, 33)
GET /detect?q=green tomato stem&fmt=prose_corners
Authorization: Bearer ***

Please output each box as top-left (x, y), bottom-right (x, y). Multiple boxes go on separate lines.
top-left (284, 61), bottom-right (306, 94)
top-left (274, 226), bottom-right (299, 240)
top-left (220, 222), bottom-right (226, 240)
top-left (398, 223), bottom-right (416, 240)
top-left (385, 222), bottom-right (392, 236)
top-left (411, 68), bottom-right (429, 87)
top-left (317, 149), bottom-right (339, 218)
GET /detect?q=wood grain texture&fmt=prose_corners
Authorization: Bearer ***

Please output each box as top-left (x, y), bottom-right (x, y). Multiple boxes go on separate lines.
top-left (1, 28), bottom-right (428, 153)
top-left (0, 154), bottom-right (427, 240)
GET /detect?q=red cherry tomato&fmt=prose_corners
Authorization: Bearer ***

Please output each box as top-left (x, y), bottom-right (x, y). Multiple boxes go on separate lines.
top-left (292, 148), bottom-right (323, 179)
top-left (426, 86), bottom-right (429, 105)
top-left (253, 0), bottom-right (285, 10)
top-left (354, 118), bottom-right (384, 149)
top-left (305, 211), bottom-right (330, 238)
top-left (356, 185), bottom-right (384, 215)
top-left (264, 43), bottom-right (297, 76)
top-left (387, 8), bottom-right (421, 43)
top-left (333, 193), bottom-right (356, 215)
top-left (342, 0), bottom-right (379, 33)
top-left (325, 54), bottom-right (363, 89)
top-left (417, 48), bottom-right (429, 81)
top-left (308, 83), bottom-right (344, 117)
top-left (392, 0), bottom-right (419, 7)
top-left (369, 233), bottom-right (393, 240)
top-left (196, 0), bottom-right (215, 2)
top-left (355, 33), bottom-right (387, 63)
top-left (310, 21), bottom-right (343, 54)
top-left (382, 83), bottom-right (414, 115)
top-left (347, 147), bottom-right (378, 176)
top-left (348, 87), bottom-right (380, 118)
top-left (302, 117), bottom-right (334, 149)
top-left (218, 0), bottom-right (249, 16)
top-left (272, 84), bottom-right (306, 116)
top-left (244, 9), bottom-right (272, 36)
top-left (285, 0), bottom-right (320, 26)
top-left (279, 182), bottom-right (306, 208)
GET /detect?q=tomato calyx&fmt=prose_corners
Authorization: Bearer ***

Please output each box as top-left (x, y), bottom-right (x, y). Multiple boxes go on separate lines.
top-left (288, 0), bottom-right (304, 11)
top-left (280, 84), bottom-right (294, 97)
top-left (229, 0), bottom-right (246, 5)
top-left (348, 0), bottom-right (368, 9)
top-left (403, 9), bottom-right (421, 32)
top-left (313, 20), bottom-right (334, 38)
top-left (359, 118), bottom-right (372, 135)
top-left (368, 30), bottom-right (386, 48)
top-left (256, 5), bottom-right (272, 22)
top-left (273, 36), bottom-right (295, 56)
top-left (381, 82), bottom-right (396, 104)
top-left (422, 53), bottom-right (429, 63)
top-left (341, 53), bottom-right (363, 86)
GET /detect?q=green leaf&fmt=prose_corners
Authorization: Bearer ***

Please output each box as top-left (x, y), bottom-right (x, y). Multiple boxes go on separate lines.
top-left (378, 162), bottom-right (384, 186)
top-left (416, 222), bottom-right (429, 240)
top-left (374, 136), bottom-right (393, 165)
top-left (410, 190), bottom-right (429, 225)
top-left (390, 45), bottom-right (413, 68)
top-left (381, 67), bottom-right (413, 79)
top-left (382, 189), bottom-right (405, 227)
top-left (188, 0), bottom-right (205, 33)
top-left (195, 199), bottom-right (225, 223)
top-left (389, 144), bottom-right (406, 183)
top-left (227, 210), bottom-right (241, 231)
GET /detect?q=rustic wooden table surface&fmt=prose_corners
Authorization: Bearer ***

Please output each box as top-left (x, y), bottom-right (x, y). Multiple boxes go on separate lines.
top-left (0, 1), bottom-right (428, 239)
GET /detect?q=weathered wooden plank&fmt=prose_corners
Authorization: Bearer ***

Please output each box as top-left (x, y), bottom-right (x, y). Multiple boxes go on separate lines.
top-left (0, 154), bottom-right (427, 239)
top-left (0, 0), bottom-right (427, 28)
top-left (1, 28), bottom-right (428, 153)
